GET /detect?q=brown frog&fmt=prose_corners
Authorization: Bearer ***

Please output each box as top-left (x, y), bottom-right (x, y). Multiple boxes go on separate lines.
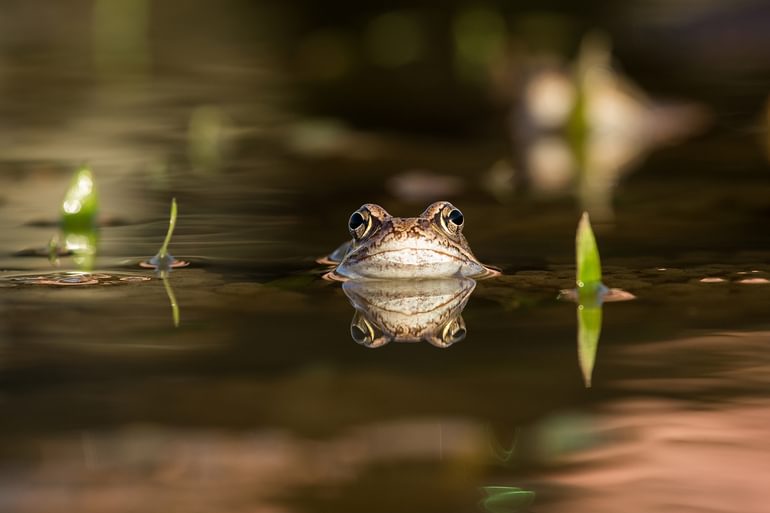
top-left (323, 201), bottom-right (496, 280)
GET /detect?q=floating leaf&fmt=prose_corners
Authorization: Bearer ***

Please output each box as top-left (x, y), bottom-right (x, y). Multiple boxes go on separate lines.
top-left (481, 487), bottom-right (536, 513)
top-left (61, 165), bottom-right (98, 231)
top-left (576, 211), bottom-right (602, 290)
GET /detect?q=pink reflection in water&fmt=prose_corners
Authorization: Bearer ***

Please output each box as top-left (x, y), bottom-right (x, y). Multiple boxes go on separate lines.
top-left (538, 398), bottom-right (770, 513)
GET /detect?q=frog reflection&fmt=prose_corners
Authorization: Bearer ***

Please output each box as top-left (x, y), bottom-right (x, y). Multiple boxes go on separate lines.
top-left (342, 278), bottom-right (475, 348)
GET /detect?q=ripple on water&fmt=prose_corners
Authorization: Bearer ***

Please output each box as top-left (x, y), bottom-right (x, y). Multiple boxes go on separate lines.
top-left (0, 272), bottom-right (152, 287)
top-left (139, 259), bottom-right (191, 270)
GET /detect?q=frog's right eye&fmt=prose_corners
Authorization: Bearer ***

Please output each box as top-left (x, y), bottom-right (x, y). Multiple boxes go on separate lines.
top-left (348, 207), bottom-right (373, 240)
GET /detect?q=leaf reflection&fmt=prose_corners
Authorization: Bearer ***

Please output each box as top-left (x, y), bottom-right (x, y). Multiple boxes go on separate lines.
top-left (162, 276), bottom-right (180, 328)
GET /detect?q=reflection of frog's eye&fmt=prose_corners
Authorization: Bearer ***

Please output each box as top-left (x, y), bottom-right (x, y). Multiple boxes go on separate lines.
top-left (348, 208), bottom-right (372, 240)
top-left (350, 324), bottom-right (371, 344)
top-left (350, 312), bottom-right (388, 348)
top-left (432, 318), bottom-right (467, 348)
top-left (444, 324), bottom-right (466, 344)
top-left (439, 206), bottom-right (464, 235)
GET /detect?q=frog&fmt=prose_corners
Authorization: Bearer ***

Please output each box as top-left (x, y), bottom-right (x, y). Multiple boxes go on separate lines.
top-left (321, 201), bottom-right (497, 280)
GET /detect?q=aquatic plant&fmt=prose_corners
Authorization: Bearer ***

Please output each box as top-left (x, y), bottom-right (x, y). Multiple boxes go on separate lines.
top-left (575, 212), bottom-right (602, 387)
top-left (52, 165), bottom-right (99, 270)
top-left (480, 486), bottom-right (535, 513)
top-left (576, 212), bottom-right (602, 294)
top-left (147, 198), bottom-right (179, 276)
top-left (572, 212), bottom-right (636, 385)
top-left (60, 165), bottom-right (99, 231)
top-left (148, 198), bottom-right (183, 327)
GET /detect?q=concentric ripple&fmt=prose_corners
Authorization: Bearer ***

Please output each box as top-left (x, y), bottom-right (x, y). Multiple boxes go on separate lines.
top-left (0, 272), bottom-right (152, 287)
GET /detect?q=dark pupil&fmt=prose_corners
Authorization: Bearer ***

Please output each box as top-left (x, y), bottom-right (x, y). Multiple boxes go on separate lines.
top-left (453, 327), bottom-right (467, 341)
top-left (349, 212), bottom-right (366, 231)
top-left (447, 209), bottom-right (464, 226)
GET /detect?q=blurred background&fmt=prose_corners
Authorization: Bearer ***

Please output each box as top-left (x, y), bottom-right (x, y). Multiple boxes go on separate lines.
top-left (0, 1), bottom-right (769, 512)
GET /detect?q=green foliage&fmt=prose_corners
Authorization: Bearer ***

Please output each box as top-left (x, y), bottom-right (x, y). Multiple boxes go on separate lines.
top-left (576, 212), bottom-right (602, 290)
top-left (53, 165), bottom-right (100, 270)
top-left (60, 165), bottom-right (98, 231)
top-left (158, 198), bottom-right (178, 260)
top-left (575, 211), bottom-right (604, 387)
top-left (148, 198), bottom-right (179, 278)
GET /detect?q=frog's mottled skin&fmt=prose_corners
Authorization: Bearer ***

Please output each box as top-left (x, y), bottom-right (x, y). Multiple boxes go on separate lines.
top-left (324, 202), bottom-right (494, 280)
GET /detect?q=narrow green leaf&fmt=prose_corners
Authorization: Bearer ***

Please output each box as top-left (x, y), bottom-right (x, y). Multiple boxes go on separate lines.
top-left (61, 165), bottom-right (99, 231)
top-left (577, 302), bottom-right (602, 388)
top-left (158, 198), bottom-right (177, 259)
top-left (576, 212), bottom-right (602, 288)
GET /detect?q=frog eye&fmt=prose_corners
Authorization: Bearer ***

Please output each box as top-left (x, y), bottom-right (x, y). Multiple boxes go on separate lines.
top-left (348, 207), bottom-right (372, 240)
top-left (448, 208), bottom-right (464, 226)
top-left (439, 205), bottom-right (464, 235)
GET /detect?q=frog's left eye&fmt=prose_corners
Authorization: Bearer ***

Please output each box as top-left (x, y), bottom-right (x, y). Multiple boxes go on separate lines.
top-left (348, 207), bottom-right (373, 240)
top-left (439, 205), bottom-right (464, 235)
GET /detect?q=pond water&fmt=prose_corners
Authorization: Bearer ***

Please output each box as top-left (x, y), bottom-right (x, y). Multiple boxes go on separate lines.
top-left (1, 3), bottom-right (769, 513)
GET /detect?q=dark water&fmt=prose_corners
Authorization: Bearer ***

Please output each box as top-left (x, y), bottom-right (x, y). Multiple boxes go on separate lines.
top-left (1, 3), bottom-right (769, 513)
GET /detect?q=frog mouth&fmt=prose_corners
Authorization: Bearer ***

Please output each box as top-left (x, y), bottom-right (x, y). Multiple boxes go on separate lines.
top-left (361, 247), bottom-right (466, 260)
top-left (350, 246), bottom-right (475, 264)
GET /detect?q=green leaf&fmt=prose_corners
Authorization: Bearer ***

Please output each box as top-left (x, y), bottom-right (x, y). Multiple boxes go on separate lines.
top-left (61, 165), bottom-right (99, 231)
top-left (576, 212), bottom-right (602, 288)
top-left (577, 302), bottom-right (602, 388)
top-left (481, 487), bottom-right (536, 513)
